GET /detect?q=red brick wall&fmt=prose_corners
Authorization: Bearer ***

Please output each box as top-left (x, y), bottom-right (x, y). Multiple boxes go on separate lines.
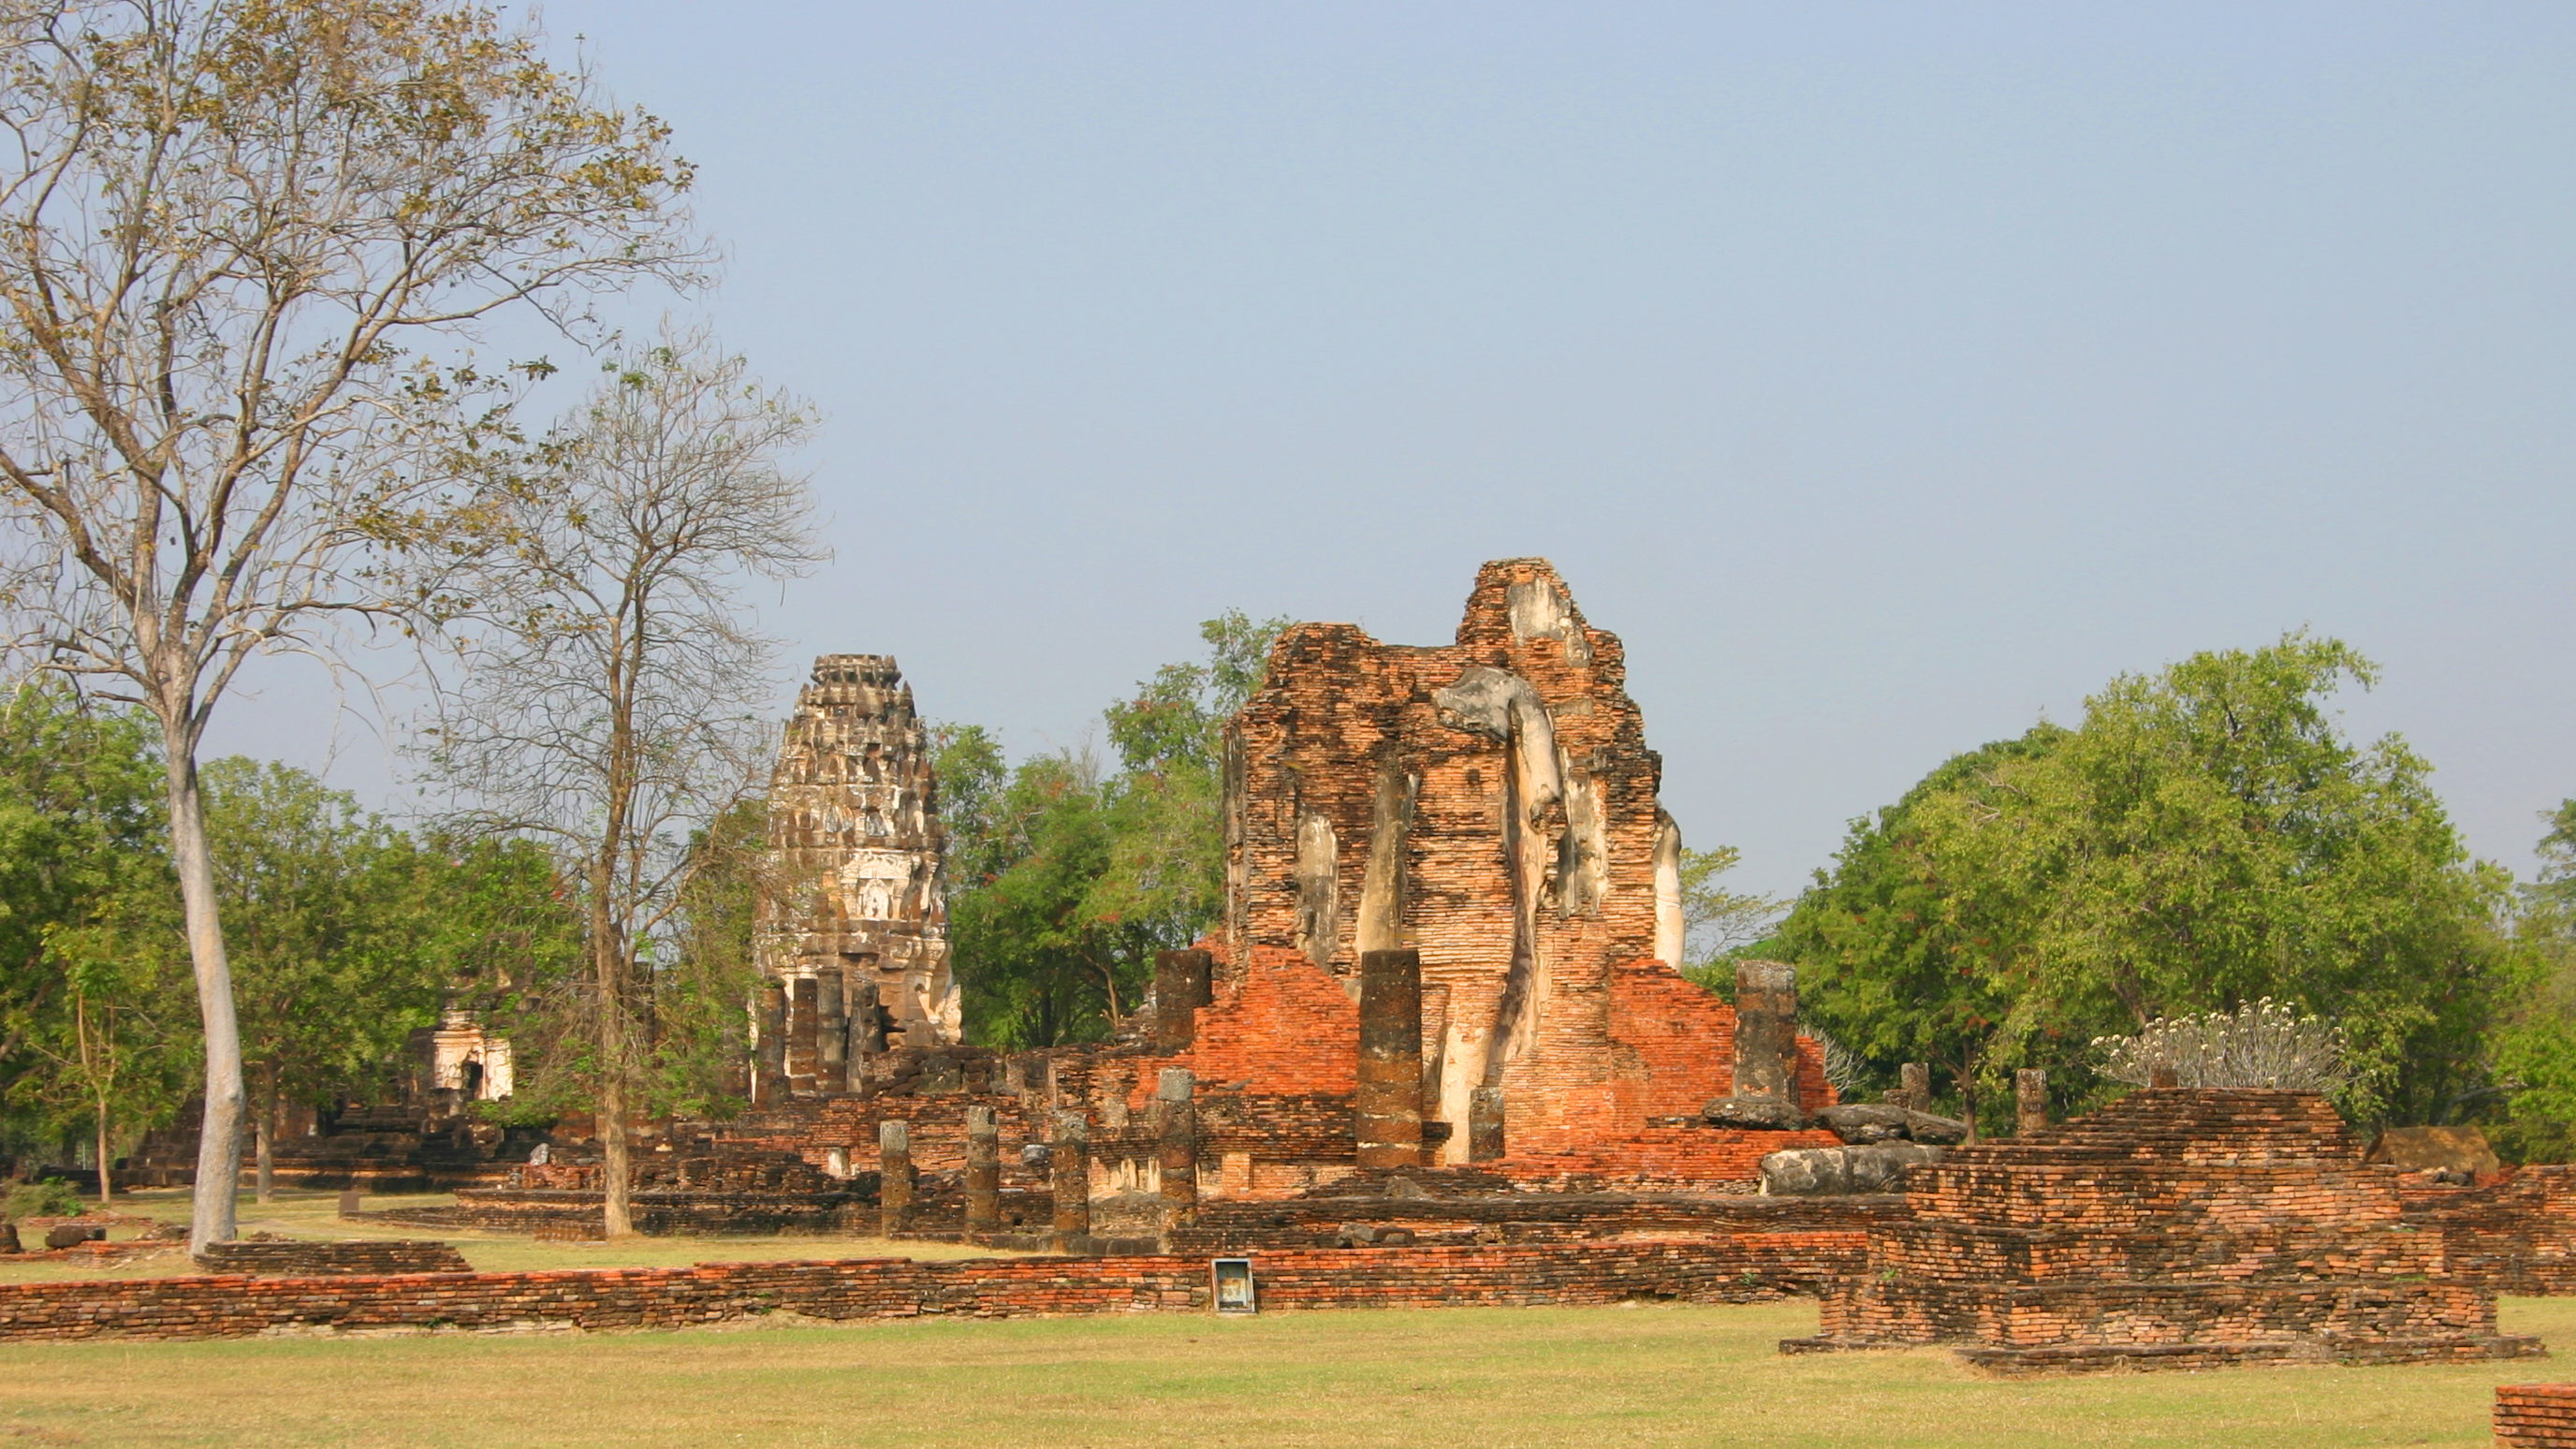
top-left (0, 1237), bottom-right (1861, 1343)
top-left (1811, 1089), bottom-right (2534, 1372)
top-left (1121, 946), bottom-right (1358, 1105)
top-left (2499, 1385), bottom-right (2576, 1447)
top-left (1604, 959), bottom-right (1836, 1122)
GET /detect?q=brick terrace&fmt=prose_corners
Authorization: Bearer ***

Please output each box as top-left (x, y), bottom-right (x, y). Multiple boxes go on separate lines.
top-left (1800, 1088), bottom-right (2544, 1374)
top-left (0, 1237), bottom-right (1856, 1344)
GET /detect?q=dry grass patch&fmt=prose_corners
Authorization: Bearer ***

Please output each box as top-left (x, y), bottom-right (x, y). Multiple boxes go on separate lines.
top-left (0, 1189), bottom-right (1013, 1283)
top-left (0, 1296), bottom-right (2568, 1447)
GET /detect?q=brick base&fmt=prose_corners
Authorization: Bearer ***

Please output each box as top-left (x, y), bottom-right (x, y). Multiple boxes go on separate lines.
top-left (0, 1237), bottom-right (1856, 1343)
top-left (2499, 1384), bottom-right (2576, 1446)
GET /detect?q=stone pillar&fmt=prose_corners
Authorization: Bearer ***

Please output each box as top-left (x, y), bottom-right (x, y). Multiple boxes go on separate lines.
top-left (1731, 960), bottom-right (1798, 1102)
top-left (1153, 949), bottom-right (1212, 1053)
top-left (817, 972), bottom-right (847, 1093)
top-left (964, 1105), bottom-right (1001, 1235)
top-left (878, 1120), bottom-right (913, 1237)
top-left (1355, 948), bottom-right (1424, 1170)
top-left (1467, 1085), bottom-right (1506, 1163)
top-left (754, 980), bottom-right (788, 1106)
top-left (848, 979), bottom-right (885, 1063)
top-left (2015, 1069), bottom-right (2048, 1135)
top-left (1050, 1110), bottom-right (1090, 1250)
top-left (1156, 1068), bottom-right (1197, 1227)
top-left (789, 975), bottom-right (821, 1085)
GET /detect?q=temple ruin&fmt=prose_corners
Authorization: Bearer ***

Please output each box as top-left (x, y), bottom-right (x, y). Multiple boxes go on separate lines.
top-left (754, 655), bottom-right (959, 1099)
top-left (1214, 556), bottom-right (1833, 1166)
top-left (1793, 1088), bottom-right (2544, 1372)
top-left (285, 558), bottom-right (2576, 1400)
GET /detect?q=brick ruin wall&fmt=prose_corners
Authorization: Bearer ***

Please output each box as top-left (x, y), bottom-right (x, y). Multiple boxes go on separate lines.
top-left (1221, 560), bottom-right (1834, 1164)
top-left (2499, 1385), bottom-right (2576, 1448)
top-left (1805, 1089), bottom-right (2543, 1374)
top-left (2401, 1165), bottom-right (2576, 1295)
top-left (0, 1237), bottom-right (1859, 1344)
top-left (190, 1240), bottom-right (471, 1276)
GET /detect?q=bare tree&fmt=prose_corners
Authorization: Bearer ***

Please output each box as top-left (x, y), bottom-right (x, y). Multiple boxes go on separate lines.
top-left (424, 328), bottom-right (820, 1237)
top-left (0, 0), bottom-right (699, 1249)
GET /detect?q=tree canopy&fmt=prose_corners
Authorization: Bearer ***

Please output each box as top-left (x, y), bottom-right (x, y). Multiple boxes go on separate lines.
top-left (1772, 634), bottom-right (2511, 1128)
top-left (944, 612), bottom-right (1284, 1047)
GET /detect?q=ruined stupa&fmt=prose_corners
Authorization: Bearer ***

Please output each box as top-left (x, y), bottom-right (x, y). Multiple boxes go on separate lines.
top-left (755, 655), bottom-right (958, 1094)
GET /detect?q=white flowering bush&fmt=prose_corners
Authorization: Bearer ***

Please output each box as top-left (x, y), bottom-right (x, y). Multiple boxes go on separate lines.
top-left (2092, 999), bottom-right (2353, 1095)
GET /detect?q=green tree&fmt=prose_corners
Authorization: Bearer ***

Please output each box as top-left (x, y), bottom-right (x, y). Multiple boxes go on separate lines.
top-left (944, 615), bottom-right (1285, 1048)
top-left (1768, 726), bottom-right (2069, 1123)
top-left (1774, 635), bottom-right (2510, 1129)
top-left (0, 0), bottom-right (699, 1248)
top-left (946, 754), bottom-right (1136, 1046)
top-left (2484, 801), bottom-right (2576, 1162)
top-left (199, 759), bottom-right (450, 1201)
top-left (1673, 843), bottom-right (1782, 985)
top-left (423, 329), bottom-right (819, 1236)
top-left (0, 686), bottom-right (184, 1192)
top-left (1094, 610), bottom-right (1289, 936)
top-left (647, 800), bottom-right (766, 1121)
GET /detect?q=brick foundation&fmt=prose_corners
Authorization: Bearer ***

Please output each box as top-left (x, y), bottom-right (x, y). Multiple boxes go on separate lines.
top-left (0, 1238), bottom-right (1852, 1344)
top-left (1800, 1088), bottom-right (2543, 1374)
top-left (2498, 1385), bottom-right (2576, 1447)
top-left (192, 1241), bottom-right (471, 1276)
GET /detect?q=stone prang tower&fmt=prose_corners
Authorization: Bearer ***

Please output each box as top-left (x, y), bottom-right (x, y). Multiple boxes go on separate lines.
top-left (755, 655), bottom-right (958, 1096)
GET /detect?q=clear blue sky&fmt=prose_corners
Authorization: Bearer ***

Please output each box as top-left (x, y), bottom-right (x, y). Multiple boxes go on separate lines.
top-left (219, 2), bottom-right (2576, 899)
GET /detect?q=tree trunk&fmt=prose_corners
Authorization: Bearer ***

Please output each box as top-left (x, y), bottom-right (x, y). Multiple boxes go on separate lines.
top-left (592, 858), bottom-right (634, 1238)
top-left (163, 738), bottom-right (244, 1252)
top-left (93, 1097), bottom-right (112, 1205)
top-left (254, 1064), bottom-right (276, 1205)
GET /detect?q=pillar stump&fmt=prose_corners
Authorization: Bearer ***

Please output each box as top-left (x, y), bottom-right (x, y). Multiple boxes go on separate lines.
top-left (964, 1105), bottom-right (1001, 1235)
top-left (1355, 949), bottom-right (1424, 1171)
top-left (878, 1120), bottom-right (913, 1237)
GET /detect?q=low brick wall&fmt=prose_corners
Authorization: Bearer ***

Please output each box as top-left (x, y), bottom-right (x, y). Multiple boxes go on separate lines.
top-left (2406, 1167), bottom-right (2576, 1295)
top-left (1169, 1190), bottom-right (1900, 1253)
top-left (2497, 1384), bottom-right (2576, 1446)
top-left (193, 1241), bottom-right (472, 1276)
top-left (0, 1235), bottom-right (1858, 1344)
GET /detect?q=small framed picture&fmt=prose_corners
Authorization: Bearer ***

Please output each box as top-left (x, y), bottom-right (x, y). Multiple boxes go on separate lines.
top-left (1212, 1257), bottom-right (1256, 1315)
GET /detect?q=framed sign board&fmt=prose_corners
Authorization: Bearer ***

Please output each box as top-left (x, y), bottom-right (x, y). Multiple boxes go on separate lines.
top-left (1211, 1257), bottom-right (1256, 1315)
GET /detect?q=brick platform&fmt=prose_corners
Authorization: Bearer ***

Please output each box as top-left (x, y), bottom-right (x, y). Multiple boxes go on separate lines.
top-left (2407, 1167), bottom-right (2576, 1295)
top-left (0, 1237), bottom-right (1853, 1343)
top-left (1796, 1088), bottom-right (2544, 1374)
top-left (2498, 1384), bottom-right (2576, 1446)
top-left (192, 1240), bottom-right (471, 1276)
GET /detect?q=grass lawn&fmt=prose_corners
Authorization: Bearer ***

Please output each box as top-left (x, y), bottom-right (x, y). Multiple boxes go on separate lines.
top-left (0, 1295), bottom-right (2569, 1447)
top-left (0, 1189), bottom-right (1011, 1283)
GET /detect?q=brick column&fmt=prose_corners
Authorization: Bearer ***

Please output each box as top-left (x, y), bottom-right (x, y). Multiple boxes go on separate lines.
top-left (817, 972), bottom-right (847, 1093)
top-left (1050, 1110), bottom-right (1090, 1251)
top-left (754, 980), bottom-right (788, 1106)
top-left (964, 1106), bottom-right (1001, 1235)
top-left (1731, 960), bottom-right (1797, 1102)
top-left (1468, 1085), bottom-right (1506, 1163)
top-left (1355, 948), bottom-right (1424, 1170)
top-left (1153, 949), bottom-right (1212, 1053)
top-left (878, 1120), bottom-right (913, 1237)
top-left (2015, 1069), bottom-right (2048, 1135)
top-left (1155, 1068), bottom-right (1197, 1226)
top-left (789, 976), bottom-right (821, 1086)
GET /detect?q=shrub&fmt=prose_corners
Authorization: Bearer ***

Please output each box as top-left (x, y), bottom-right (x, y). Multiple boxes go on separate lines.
top-left (2092, 999), bottom-right (2354, 1096)
top-left (2, 1179), bottom-right (82, 1222)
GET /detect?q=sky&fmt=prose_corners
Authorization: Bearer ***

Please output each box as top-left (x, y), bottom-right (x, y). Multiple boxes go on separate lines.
top-left (212, 2), bottom-right (2576, 900)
